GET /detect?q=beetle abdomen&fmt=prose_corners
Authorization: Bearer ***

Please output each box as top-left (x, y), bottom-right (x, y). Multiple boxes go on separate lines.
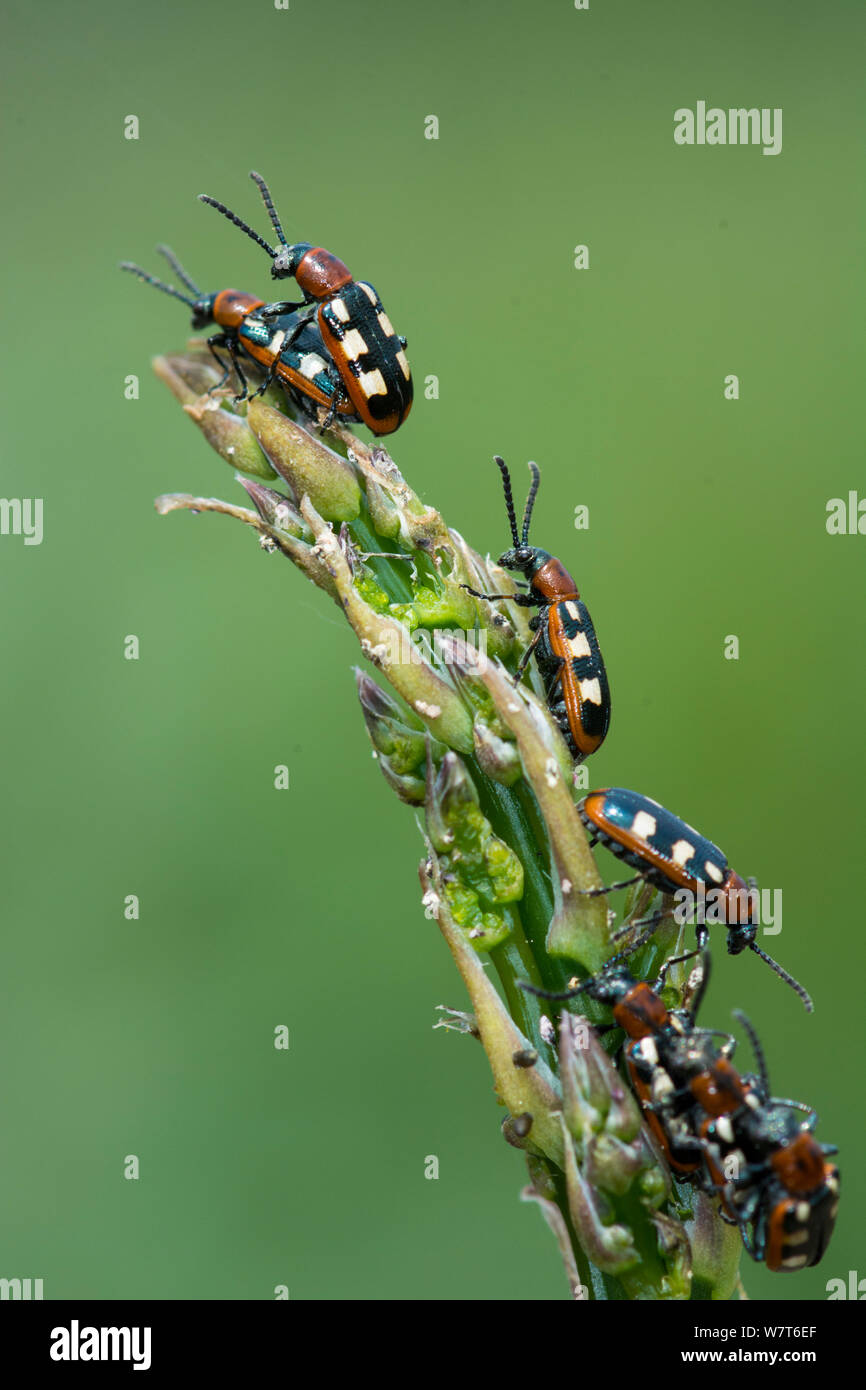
top-left (545, 598), bottom-right (611, 758)
top-left (318, 281), bottom-right (412, 434)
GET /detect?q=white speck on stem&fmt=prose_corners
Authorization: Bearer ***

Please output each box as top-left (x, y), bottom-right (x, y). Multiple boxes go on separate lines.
top-left (360, 638), bottom-right (391, 666)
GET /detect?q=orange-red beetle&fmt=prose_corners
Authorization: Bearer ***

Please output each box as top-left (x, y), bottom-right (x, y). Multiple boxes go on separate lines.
top-left (463, 456), bottom-right (611, 763)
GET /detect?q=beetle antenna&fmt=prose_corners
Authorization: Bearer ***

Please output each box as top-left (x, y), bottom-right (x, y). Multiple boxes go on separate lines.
top-left (119, 261), bottom-right (196, 309)
top-left (748, 943), bottom-right (814, 1012)
top-left (732, 1008), bottom-right (772, 1096)
top-left (249, 170), bottom-right (288, 247)
top-left (521, 461), bottom-right (541, 544)
top-left (198, 194), bottom-right (275, 258)
top-left (518, 974), bottom-right (594, 1003)
top-left (494, 455), bottom-right (521, 549)
top-left (155, 244), bottom-right (201, 296)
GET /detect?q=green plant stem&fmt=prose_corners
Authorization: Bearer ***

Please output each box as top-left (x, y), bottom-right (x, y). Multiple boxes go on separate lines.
top-left (490, 936), bottom-right (548, 1053)
top-left (154, 350), bottom-right (743, 1301)
top-left (349, 507), bottom-right (415, 602)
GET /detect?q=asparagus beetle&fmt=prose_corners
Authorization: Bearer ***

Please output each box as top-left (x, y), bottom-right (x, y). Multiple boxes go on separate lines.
top-left (463, 456), bottom-right (611, 763)
top-left (577, 787), bottom-right (813, 1010)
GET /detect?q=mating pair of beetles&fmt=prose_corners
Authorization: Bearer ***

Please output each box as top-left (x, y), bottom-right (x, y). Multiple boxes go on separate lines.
top-left (524, 950), bottom-right (838, 1271)
top-left (122, 171), bottom-right (413, 436)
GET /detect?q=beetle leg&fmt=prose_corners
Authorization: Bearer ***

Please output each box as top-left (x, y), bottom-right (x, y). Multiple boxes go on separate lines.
top-left (577, 874), bottom-right (644, 898)
top-left (601, 908), bottom-right (673, 967)
top-left (658, 945), bottom-right (711, 1020)
top-left (205, 334), bottom-right (233, 391)
top-left (248, 346), bottom-right (287, 400)
top-left (281, 308), bottom-right (319, 347)
top-left (757, 1098), bottom-right (819, 1129)
top-left (248, 309), bottom-right (319, 400)
top-left (320, 382), bottom-right (350, 431)
top-left (207, 333), bottom-right (250, 402)
top-left (544, 656), bottom-right (565, 700)
top-left (227, 347), bottom-right (250, 402)
top-left (461, 584), bottom-right (537, 608)
top-left (249, 373), bottom-right (275, 400)
top-left (512, 626), bottom-right (544, 684)
top-left (249, 306), bottom-right (319, 407)
top-left (258, 299), bottom-right (307, 318)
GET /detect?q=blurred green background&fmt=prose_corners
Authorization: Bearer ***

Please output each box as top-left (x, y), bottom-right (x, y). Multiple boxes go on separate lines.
top-left (0, 0), bottom-right (862, 1301)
